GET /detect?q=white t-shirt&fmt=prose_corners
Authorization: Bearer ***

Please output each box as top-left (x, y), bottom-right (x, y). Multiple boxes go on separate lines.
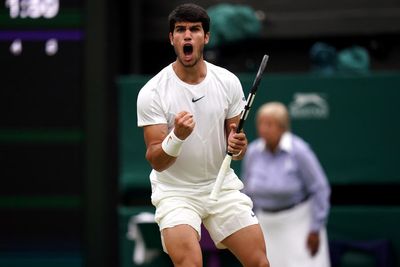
top-left (137, 61), bottom-right (246, 192)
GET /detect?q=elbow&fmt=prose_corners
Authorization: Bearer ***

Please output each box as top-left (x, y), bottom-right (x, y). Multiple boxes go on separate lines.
top-left (151, 162), bottom-right (176, 172)
top-left (145, 153), bottom-right (162, 172)
top-left (152, 164), bottom-right (168, 172)
top-left (151, 159), bottom-right (176, 172)
top-left (145, 151), bottom-right (172, 172)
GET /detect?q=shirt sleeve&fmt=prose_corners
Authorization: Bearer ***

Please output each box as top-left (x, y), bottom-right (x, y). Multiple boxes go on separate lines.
top-left (296, 143), bottom-right (331, 232)
top-left (137, 84), bottom-right (167, 127)
top-left (226, 75), bottom-right (246, 119)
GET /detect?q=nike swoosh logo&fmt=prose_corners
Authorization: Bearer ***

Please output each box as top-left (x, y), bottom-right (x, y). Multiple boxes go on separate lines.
top-left (192, 95), bottom-right (205, 103)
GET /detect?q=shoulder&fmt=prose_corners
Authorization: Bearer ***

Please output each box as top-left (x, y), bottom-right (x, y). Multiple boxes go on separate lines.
top-left (291, 134), bottom-right (311, 150)
top-left (290, 133), bottom-right (316, 159)
top-left (137, 65), bottom-right (173, 104)
top-left (206, 61), bottom-right (241, 84)
top-left (139, 65), bottom-right (172, 94)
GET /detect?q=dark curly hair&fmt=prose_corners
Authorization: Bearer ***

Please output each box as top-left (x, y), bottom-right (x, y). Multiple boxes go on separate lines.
top-left (168, 3), bottom-right (210, 34)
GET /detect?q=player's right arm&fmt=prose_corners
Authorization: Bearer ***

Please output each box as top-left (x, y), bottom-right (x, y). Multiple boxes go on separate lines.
top-left (143, 124), bottom-right (176, 172)
top-left (143, 111), bottom-right (195, 172)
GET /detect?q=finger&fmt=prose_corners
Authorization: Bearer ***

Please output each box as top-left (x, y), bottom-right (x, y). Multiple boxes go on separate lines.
top-left (182, 113), bottom-right (194, 121)
top-left (232, 136), bottom-right (246, 147)
top-left (178, 110), bottom-right (189, 116)
top-left (176, 113), bottom-right (193, 125)
top-left (228, 142), bottom-right (236, 150)
top-left (182, 115), bottom-right (195, 127)
top-left (233, 133), bottom-right (246, 141)
top-left (175, 111), bottom-right (190, 120)
top-left (228, 140), bottom-right (242, 151)
top-left (188, 120), bottom-right (196, 129)
top-left (183, 118), bottom-right (195, 128)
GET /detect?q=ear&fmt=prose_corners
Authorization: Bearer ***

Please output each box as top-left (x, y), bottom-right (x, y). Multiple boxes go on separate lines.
top-left (169, 32), bottom-right (174, 46)
top-left (204, 32), bottom-right (210, 45)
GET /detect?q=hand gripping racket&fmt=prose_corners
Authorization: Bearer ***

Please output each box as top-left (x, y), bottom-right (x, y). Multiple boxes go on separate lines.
top-left (209, 54), bottom-right (269, 200)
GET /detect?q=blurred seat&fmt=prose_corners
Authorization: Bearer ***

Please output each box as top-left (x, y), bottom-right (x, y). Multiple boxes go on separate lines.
top-left (329, 239), bottom-right (394, 267)
top-left (126, 212), bottom-right (162, 265)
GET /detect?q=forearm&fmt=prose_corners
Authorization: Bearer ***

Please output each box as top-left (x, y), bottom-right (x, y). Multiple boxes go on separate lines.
top-left (310, 191), bottom-right (330, 231)
top-left (142, 112), bottom-right (193, 172)
top-left (145, 144), bottom-right (177, 172)
top-left (145, 129), bottom-right (185, 172)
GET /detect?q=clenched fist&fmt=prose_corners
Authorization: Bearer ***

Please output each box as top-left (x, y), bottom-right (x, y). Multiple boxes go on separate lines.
top-left (174, 111), bottom-right (195, 140)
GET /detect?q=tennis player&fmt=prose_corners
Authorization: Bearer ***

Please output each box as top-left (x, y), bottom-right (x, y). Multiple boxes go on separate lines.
top-left (137, 3), bottom-right (269, 267)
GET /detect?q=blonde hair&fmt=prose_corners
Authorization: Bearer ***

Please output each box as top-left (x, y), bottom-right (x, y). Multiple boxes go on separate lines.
top-left (257, 102), bottom-right (290, 130)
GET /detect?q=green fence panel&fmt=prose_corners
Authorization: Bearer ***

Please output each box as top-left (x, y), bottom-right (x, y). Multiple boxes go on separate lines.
top-left (118, 76), bottom-right (153, 191)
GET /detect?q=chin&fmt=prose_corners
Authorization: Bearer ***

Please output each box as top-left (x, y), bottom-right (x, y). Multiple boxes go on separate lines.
top-left (179, 58), bottom-right (197, 68)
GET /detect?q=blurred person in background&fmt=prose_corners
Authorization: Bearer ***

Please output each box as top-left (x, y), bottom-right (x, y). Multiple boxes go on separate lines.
top-left (242, 101), bottom-right (331, 267)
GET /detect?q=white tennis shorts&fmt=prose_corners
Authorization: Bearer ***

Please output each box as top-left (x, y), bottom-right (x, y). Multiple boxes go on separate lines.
top-left (152, 187), bottom-right (258, 252)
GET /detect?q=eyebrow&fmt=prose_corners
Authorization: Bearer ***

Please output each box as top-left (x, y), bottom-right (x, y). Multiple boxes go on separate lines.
top-left (175, 24), bottom-right (202, 30)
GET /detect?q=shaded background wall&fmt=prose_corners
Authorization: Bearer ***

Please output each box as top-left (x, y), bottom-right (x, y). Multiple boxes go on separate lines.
top-left (1, 0), bottom-right (400, 267)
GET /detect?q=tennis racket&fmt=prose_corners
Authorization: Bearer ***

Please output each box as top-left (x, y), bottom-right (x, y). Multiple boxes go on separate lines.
top-left (209, 54), bottom-right (269, 200)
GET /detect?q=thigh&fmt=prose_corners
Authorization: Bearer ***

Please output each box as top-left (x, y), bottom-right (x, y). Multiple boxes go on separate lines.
top-left (160, 206), bottom-right (203, 267)
top-left (162, 224), bottom-right (202, 266)
top-left (158, 204), bottom-right (203, 252)
top-left (222, 224), bottom-right (269, 267)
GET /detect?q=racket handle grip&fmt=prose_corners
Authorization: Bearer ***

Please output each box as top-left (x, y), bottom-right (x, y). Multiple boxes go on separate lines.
top-left (209, 155), bottom-right (232, 200)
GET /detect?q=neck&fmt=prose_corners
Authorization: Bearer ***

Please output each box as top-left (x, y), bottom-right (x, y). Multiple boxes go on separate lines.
top-left (172, 58), bottom-right (207, 84)
top-left (266, 140), bottom-right (280, 154)
top-left (267, 144), bottom-right (277, 153)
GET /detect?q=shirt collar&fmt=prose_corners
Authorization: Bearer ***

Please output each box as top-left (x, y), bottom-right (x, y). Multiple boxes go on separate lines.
top-left (279, 132), bottom-right (293, 152)
top-left (256, 132), bottom-right (293, 153)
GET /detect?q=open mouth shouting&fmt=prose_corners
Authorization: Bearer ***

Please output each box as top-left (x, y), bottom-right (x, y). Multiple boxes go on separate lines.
top-left (183, 43), bottom-right (194, 61)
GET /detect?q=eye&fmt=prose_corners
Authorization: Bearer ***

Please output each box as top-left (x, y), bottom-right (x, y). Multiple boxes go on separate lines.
top-left (191, 26), bottom-right (201, 32)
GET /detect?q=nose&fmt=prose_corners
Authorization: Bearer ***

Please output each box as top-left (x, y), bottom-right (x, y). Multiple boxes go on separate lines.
top-left (184, 29), bottom-right (192, 40)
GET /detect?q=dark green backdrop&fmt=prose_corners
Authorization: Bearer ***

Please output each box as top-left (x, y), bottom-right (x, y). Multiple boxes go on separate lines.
top-left (118, 71), bottom-right (400, 189)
